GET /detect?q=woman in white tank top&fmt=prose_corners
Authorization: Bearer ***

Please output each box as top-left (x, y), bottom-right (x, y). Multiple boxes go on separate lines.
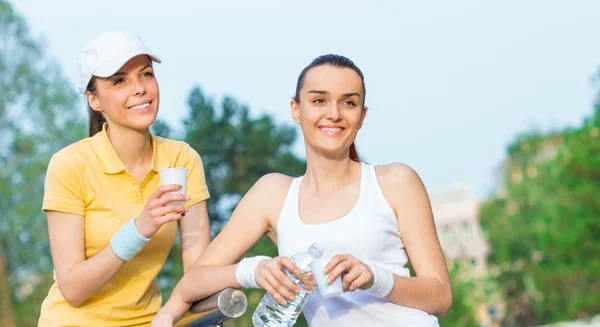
top-left (153, 55), bottom-right (452, 327)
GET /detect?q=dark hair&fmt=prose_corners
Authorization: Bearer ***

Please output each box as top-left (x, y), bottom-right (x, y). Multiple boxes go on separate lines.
top-left (86, 77), bottom-right (106, 137)
top-left (293, 54), bottom-right (365, 162)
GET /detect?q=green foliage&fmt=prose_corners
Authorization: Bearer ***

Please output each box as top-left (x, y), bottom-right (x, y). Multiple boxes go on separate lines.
top-left (151, 119), bottom-right (172, 138)
top-left (0, 1), bottom-right (86, 325)
top-left (480, 105), bottom-right (600, 326)
top-left (438, 265), bottom-right (481, 327)
top-left (182, 86), bottom-right (305, 226)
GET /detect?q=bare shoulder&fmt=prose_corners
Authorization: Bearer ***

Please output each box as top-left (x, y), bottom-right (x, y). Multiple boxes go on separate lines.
top-left (243, 173), bottom-right (297, 236)
top-left (245, 173), bottom-right (296, 212)
top-left (252, 173), bottom-right (295, 194)
top-left (374, 162), bottom-right (424, 191)
top-left (374, 162), bottom-right (431, 221)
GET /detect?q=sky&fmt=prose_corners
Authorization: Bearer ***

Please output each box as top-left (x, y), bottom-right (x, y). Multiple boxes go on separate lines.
top-left (11, 0), bottom-right (600, 199)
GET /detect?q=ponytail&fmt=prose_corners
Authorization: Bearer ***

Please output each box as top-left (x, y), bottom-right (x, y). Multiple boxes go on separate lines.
top-left (85, 76), bottom-right (106, 137)
top-left (349, 142), bottom-right (360, 162)
top-left (88, 106), bottom-right (106, 137)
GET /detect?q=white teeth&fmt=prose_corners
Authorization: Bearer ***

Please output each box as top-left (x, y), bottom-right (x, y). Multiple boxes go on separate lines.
top-left (129, 102), bottom-right (150, 110)
top-left (321, 127), bottom-right (342, 132)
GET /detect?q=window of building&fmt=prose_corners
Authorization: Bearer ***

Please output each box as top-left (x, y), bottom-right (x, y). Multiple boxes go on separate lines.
top-left (463, 222), bottom-right (472, 238)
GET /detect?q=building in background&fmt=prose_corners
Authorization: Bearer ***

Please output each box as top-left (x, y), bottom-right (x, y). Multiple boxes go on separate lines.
top-left (430, 183), bottom-right (489, 275)
top-left (430, 184), bottom-right (502, 326)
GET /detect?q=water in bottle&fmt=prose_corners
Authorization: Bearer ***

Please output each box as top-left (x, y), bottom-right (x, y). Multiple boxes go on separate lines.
top-left (252, 243), bottom-right (323, 327)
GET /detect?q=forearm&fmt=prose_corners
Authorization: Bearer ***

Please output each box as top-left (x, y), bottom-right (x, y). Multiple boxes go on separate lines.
top-left (181, 227), bottom-right (210, 272)
top-left (156, 284), bottom-right (193, 324)
top-left (59, 246), bottom-right (125, 306)
top-left (180, 202), bottom-right (211, 272)
top-left (180, 265), bottom-right (239, 303)
top-left (157, 265), bottom-right (239, 325)
top-left (386, 275), bottom-right (452, 317)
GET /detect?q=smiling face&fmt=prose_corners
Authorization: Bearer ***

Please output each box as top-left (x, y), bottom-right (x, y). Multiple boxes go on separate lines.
top-left (86, 55), bottom-right (159, 132)
top-left (291, 64), bottom-right (367, 159)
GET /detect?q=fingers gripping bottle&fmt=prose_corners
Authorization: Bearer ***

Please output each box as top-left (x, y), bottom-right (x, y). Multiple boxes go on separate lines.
top-left (252, 243), bottom-right (324, 327)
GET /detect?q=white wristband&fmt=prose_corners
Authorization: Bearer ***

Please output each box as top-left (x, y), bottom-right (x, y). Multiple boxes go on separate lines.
top-left (236, 256), bottom-right (271, 289)
top-left (110, 217), bottom-right (150, 261)
top-left (363, 262), bottom-right (395, 297)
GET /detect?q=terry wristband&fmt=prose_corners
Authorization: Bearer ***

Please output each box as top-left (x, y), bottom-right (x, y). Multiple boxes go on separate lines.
top-left (363, 261), bottom-right (395, 297)
top-left (236, 255), bottom-right (271, 289)
top-left (110, 217), bottom-right (150, 261)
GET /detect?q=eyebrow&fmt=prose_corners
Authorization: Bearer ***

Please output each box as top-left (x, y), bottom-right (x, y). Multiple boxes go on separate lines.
top-left (110, 64), bottom-right (153, 77)
top-left (307, 90), bottom-right (362, 98)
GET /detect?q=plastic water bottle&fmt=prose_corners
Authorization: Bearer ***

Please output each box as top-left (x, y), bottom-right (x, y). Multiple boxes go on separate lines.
top-left (252, 243), bottom-right (324, 327)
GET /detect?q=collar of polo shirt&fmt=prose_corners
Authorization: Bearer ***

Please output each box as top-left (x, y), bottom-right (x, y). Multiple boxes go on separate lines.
top-left (90, 123), bottom-right (170, 174)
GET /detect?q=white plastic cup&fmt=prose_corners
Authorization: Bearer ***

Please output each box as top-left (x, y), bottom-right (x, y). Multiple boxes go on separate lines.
top-left (309, 257), bottom-right (343, 299)
top-left (158, 168), bottom-right (188, 205)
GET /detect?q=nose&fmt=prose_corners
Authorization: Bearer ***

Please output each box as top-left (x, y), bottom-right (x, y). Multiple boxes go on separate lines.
top-left (132, 78), bottom-right (146, 96)
top-left (325, 103), bottom-right (342, 122)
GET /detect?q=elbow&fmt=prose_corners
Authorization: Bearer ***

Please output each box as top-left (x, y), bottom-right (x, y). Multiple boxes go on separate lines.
top-left (61, 289), bottom-right (86, 308)
top-left (179, 274), bottom-right (196, 303)
top-left (435, 300), bottom-right (452, 318)
top-left (65, 297), bottom-right (85, 308)
top-left (435, 288), bottom-right (453, 317)
top-left (58, 281), bottom-right (87, 308)
top-left (180, 288), bottom-right (193, 304)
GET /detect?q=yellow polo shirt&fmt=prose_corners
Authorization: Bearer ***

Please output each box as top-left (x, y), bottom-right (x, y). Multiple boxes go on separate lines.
top-left (39, 124), bottom-right (210, 327)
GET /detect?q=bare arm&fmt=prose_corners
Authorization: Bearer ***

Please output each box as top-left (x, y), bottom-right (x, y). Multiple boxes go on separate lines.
top-left (180, 265), bottom-right (239, 303)
top-left (47, 211), bottom-right (125, 307)
top-left (179, 201), bottom-right (210, 272)
top-left (48, 185), bottom-right (187, 307)
top-left (153, 174), bottom-right (292, 325)
top-left (152, 264), bottom-right (242, 326)
top-left (378, 163), bottom-right (452, 316)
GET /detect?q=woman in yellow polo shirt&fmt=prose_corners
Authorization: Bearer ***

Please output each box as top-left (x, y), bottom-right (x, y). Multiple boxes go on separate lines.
top-left (39, 30), bottom-right (211, 326)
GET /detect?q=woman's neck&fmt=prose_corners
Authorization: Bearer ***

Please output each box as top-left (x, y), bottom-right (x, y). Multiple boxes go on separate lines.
top-left (106, 124), bottom-right (153, 178)
top-left (303, 147), bottom-right (362, 195)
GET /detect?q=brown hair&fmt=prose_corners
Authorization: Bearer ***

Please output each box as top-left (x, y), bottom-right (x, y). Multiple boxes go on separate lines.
top-left (293, 54), bottom-right (366, 162)
top-left (86, 76), bottom-right (106, 137)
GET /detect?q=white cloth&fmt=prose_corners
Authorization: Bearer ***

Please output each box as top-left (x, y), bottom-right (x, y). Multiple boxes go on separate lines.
top-left (236, 256), bottom-right (271, 289)
top-left (276, 162), bottom-right (440, 327)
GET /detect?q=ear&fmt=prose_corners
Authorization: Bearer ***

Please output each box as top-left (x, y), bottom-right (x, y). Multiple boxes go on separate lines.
top-left (86, 91), bottom-right (102, 112)
top-left (358, 105), bottom-right (368, 128)
top-left (290, 99), bottom-right (300, 124)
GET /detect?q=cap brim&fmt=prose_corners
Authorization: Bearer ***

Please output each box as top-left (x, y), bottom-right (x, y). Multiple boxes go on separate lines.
top-left (94, 51), bottom-right (161, 78)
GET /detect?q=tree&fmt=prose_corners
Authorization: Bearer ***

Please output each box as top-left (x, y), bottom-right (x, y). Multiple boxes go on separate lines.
top-left (479, 104), bottom-right (600, 326)
top-left (151, 118), bottom-right (172, 138)
top-left (0, 253), bottom-right (14, 327)
top-left (182, 86), bottom-right (305, 227)
top-left (438, 264), bottom-right (481, 327)
top-left (0, 1), bottom-right (86, 325)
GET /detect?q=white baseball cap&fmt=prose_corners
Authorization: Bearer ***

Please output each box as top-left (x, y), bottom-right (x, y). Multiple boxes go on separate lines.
top-left (76, 31), bottom-right (161, 94)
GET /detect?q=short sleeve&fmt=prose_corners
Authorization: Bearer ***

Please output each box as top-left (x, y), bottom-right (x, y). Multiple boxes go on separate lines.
top-left (42, 152), bottom-right (85, 216)
top-left (184, 145), bottom-right (210, 208)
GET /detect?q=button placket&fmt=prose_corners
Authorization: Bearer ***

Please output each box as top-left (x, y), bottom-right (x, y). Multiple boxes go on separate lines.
top-left (132, 181), bottom-right (143, 210)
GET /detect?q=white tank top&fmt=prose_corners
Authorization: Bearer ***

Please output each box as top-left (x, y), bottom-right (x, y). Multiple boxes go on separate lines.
top-left (277, 162), bottom-right (440, 327)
